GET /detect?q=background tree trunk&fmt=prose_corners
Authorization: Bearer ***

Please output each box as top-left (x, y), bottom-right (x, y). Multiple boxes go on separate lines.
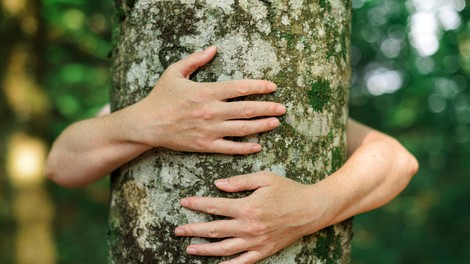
top-left (109, 0), bottom-right (352, 263)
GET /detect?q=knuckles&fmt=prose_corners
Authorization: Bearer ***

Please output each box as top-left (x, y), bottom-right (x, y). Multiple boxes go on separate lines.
top-left (242, 105), bottom-right (255, 118)
top-left (207, 226), bottom-right (220, 238)
top-left (193, 135), bottom-right (212, 151)
top-left (244, 222), bottom-right (269, 236)
top-left (236, 124), bottom-right (249, 137)
top-left (261, 241), bottom-right (277, 256)
top-left (206, 203), bottom-right (219, 215)
top-left (193, 107), bottom-right (214, 121)
top-left (235, 82), bottom-right (250, 96)
top-left (220, 244), bottom-right (235, 256)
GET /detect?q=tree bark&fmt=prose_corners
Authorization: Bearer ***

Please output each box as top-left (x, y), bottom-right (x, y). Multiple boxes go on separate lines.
top-left (109, 0), bottom-right (352, 263)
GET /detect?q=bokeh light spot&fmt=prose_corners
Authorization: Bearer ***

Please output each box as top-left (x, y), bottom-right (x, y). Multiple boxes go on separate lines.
top-left (415, 56), bottom-right (435, 74)
top-left (7, 134), bottom-right (47, 188)
top-left (438, 6), bottom-right (461, 30)
top-left (380, 38), bottom-right (403, 58)
top-left (352, 0), bottom-right (365, 9)
top-left (366, 67), bottom-right (403, 96)
top-left (409, 0), bottom-right (464, 57)
top-left (428, 94), bottom-right (447, 113)
top-left (63, 9), bottom-right (85, 30)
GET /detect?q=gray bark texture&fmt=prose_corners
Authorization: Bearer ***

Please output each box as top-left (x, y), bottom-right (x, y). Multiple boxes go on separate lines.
top-left (109, 0), bottom-right (352, 263)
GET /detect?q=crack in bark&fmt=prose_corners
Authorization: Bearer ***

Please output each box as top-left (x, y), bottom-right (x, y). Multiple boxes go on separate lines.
top-left (259, 0), bottom-right (272, 6)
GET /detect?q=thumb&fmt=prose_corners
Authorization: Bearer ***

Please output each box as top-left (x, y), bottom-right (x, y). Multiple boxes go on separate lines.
top-left (169, 46), bottom-right (217, 79)
top-left (214, 172), bottom-right (271, 192)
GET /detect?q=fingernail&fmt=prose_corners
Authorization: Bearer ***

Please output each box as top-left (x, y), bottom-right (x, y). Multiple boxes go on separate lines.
top-left (215, 179), bottom-right (229, 186)
top-left (251, 144), bottom-right (262, 152)
top-left (204, 46), bottom-right (217, 54)
top-left (267, 82), bottom-right (277, 91)
top-left (175, 228), bottom-right (184, 236)
top-left (180, 199), bottom-right (189, 207)
top-left (270, 119), bottom-right (280, 127)
top-left (276, 105), bottom-right (286, 114)
top-left (187, 246), bottom-right (198, 254)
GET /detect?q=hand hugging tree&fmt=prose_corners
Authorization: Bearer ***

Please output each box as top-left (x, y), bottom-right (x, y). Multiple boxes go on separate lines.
top-left (109, 1), bottom-right (353, 263)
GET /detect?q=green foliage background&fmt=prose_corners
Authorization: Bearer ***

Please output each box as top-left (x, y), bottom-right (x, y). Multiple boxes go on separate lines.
top-left (350, 1), bottom-right (470, 263)
top-left (1, 0), bottom-right (469, 263)
top-left (42, 1), bottom-right (112, 262)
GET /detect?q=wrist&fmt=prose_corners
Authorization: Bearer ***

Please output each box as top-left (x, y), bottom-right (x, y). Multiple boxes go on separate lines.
top-left (105, 103), bottom-right (154, 151)
top-left (304, 178), bottom-right (341, 232)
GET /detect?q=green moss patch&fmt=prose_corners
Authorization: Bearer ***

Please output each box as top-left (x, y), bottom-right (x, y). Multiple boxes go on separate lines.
top-left (308, 79), bottom-right (331, 112)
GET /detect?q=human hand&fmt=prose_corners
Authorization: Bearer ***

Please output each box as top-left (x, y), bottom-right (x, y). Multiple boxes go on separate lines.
top-left (175, 172), bottom-right (331, 264)
top-left (124, 46), bottom-right (286, 155)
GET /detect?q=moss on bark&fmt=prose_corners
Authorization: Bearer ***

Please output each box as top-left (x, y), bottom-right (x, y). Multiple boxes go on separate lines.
top-left (110, 0), bottom-right (352, 263)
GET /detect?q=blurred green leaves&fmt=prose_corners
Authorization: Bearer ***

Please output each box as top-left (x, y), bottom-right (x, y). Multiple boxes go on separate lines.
top-left (40, 0), bottom-right (113, 263)
top-left (350, 0), bottom-right (470, 263)
top-left (42, 0), bottom-right (112, 138)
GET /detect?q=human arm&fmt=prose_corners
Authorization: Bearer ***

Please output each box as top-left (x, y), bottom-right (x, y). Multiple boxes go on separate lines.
top-left (175, 119), bottom-right (419, 263)
top-left (45, 46), bottom-right (286, 188)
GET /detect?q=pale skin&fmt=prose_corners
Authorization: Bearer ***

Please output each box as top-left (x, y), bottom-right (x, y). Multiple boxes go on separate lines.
top-left (46, 47), bottom-right (419, 263)
top-left (46, 46), bottom-right (286, 187)
top-left (176, 119), bottom-right (418, 263)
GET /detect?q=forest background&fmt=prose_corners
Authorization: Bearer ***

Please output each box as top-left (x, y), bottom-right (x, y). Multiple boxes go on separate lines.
top-left (0, 0), bottom-right (469, 263)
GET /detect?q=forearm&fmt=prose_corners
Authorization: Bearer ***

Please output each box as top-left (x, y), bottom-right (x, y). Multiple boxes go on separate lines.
top-left (175, 139), bottom-right (419, 262)
top-left (46, 108), bottom-right (151, 188)
top-left (308, 127), bottom-right (419, 230)
top-left (175, 119), bottom-right (418, 262)
top-left (46, 48), bottom-right (286, 188)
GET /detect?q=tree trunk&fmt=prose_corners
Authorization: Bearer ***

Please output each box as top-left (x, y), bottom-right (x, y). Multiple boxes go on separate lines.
top-left (109, 0), bottom-right (352, 263)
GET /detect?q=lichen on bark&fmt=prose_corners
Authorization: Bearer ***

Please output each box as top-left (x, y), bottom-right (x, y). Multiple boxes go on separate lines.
top-left (109, 0), bottom-right (352, 263)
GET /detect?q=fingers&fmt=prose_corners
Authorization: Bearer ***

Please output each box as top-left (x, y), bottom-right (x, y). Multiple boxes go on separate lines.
top-left (201, 118), bottom-right (277, 154)
top-left (208, 79), bottom-right (278, 100)
top-left (184, 238), bottom-right (265, 263)
top-left (214, 173), bottom-right (271, 193)
top-left (175, 220), bottom-right (239, 238)
top-left (165, 47), bottom-right (278, 103)
top-left (221, 101), bottom-right (286, 119)
top-left (180, 196), bottom-right (239, 218)
top-left (185, 238), bottom-right (247, 257)
top-left (206, 117), bottom-right (281, 155)
top-left (208, 140), bottom-right (262, 155)
top-left (220, 251), bottom-right (264, 264)
top-left (168, 46), bottom-right (217, 78)
top-left (220, 118), bottom-right (280, 137)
